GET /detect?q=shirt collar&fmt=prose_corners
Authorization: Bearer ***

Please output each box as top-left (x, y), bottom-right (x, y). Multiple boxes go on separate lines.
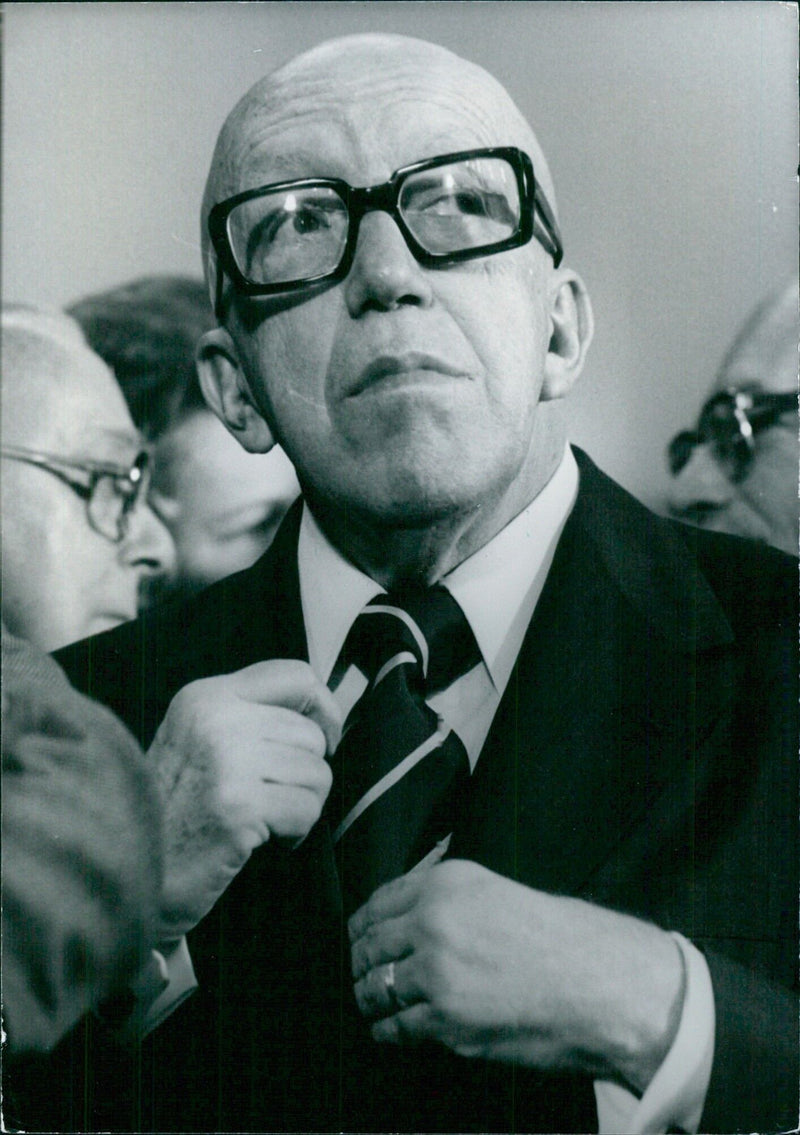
top-left (299, 445), bottom-right (579, 691)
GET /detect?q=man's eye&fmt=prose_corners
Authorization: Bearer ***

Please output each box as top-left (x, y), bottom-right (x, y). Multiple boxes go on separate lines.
top-left (290, 208), bottom-right (329, 235)
top-left (414, 189), bottom-right (484, 215)
top-left (414, 188), bottom-right (512, 224)
top-left (453, 190), bottom-right (491, 216)
top-left (246, 205), bottom-right (329, 252)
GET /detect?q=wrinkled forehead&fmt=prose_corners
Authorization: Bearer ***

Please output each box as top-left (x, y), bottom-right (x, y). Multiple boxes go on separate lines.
top-left (206, 36), bottom-right (554, 208)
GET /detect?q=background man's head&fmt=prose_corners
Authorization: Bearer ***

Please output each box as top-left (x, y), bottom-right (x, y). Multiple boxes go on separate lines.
top-left (667, 276), bottom-right (798, 555)
top-left (1, 307), bottom-right (174, 651)
top-left (196, 35), bottom-right (593, 575)
top-left (70, 276), bottom-right (299, 600)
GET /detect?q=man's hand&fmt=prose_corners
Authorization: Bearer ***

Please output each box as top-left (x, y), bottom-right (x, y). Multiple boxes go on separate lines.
top-left (349, 859), bottom-right (685, 1095)
top-left (152, 660), bottom-right (341, 940)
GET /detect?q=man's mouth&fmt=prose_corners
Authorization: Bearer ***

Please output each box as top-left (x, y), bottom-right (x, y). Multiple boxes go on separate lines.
top-left (349, 353), bottom-right (469, 396)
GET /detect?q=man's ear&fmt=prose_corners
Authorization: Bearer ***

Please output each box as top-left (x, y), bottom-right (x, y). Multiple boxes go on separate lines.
top-left (540, 271), bottom-right (594, 401)
top-left (196, 328), bottom-right (276, 453)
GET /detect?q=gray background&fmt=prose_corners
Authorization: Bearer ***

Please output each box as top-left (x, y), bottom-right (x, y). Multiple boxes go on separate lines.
top-left (2, 1), bottom-right (797, 508)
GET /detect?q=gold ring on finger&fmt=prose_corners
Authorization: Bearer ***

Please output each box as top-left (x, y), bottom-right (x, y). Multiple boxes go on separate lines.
top-left (382, 961), bottom-right (406, 1013)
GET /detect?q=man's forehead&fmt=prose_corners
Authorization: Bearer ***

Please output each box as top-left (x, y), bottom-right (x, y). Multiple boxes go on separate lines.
top-left (713, 278), bottom-right (799, 397)
top-left (232, 109), bottom-right (514, 186)
top-left (55, 353), bottom-right (142, 460)
top-left (208, 35), bottom-right (552, 204)
top-left (3, 328), bottom-right (139, 456)
top-left (248, 34), bottom-right (514, 126)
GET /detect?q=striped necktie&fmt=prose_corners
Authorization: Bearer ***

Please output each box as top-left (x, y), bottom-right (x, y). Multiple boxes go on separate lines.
top-left (330, 585), bottom-right (480, 916)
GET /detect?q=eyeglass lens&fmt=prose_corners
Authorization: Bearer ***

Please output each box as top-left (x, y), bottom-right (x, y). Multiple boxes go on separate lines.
top-left (229, 187), bottom-right (349, 286)
top-left (225, 155), bottom-right (523, 287)
top-left (398, 156), bottom-right (521, 252)
top-left (668, 392), bottom-right (791, 480)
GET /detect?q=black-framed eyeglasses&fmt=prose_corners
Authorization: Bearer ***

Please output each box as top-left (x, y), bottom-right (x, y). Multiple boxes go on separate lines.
top-left (1, 446), bottom-right (151, 543)
top-left (208, 146), bottom-right (563, 316)
top-left (668, 387), bottom-right (797, 483)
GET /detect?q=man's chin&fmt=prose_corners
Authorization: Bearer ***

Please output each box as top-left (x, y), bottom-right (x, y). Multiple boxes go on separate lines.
top-left (90, 611), bottom-right (138, 635)
top-left (321, 480), bottom-right (478, 532)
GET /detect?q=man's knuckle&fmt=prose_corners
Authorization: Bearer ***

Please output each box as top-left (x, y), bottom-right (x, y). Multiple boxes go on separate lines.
top-left (283, 787), bottom-right (321, 835)
top-left (417, 901), bottom-right (450, 946)
top-left (177, 685), bottom-right (223, 735)
top-left (312, 727), bottom-right (330, 761)
top-left (189, 674), bottom-right (226, 704)
top-left (358, 924), bottom-right (379, 963)
top-left (423, 953), bottom-right (449, 1001)
top-left (359, 893), bottom-right (377, 928)
top-left (230, 827), bottom-right (255, 859)
top-left (433, 858), bottom-right (475, 892)
top-left (394, 1012), bottom-right (416, 1040)
top-left (317, 759), bottom-right (333, 792)
top-left (350, 943), bottom-right (365, 977)
top-left (288, 661), bottom-right (318, 707)
top-left (304, 789), bottom-right (325, 827)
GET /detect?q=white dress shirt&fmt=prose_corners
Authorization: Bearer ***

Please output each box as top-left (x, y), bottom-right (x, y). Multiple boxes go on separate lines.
top-left (299, 444), bottom-right (714, 1135)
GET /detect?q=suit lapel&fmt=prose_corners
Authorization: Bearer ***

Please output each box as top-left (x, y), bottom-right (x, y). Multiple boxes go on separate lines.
top-left (206, 495), bottom-right (308, 666)
top-left (243, 500), bottom-right (344, 919)
top-left (450, 451), bottom-right (735, 904)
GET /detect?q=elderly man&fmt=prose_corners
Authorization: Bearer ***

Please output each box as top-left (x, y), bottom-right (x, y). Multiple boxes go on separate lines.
top-left (667, 276), bottom-right (798, 556)
top-left (56, 35), bottom-right (796, 1135)
top-left (1, 306), bottom-right (175, 650)
top-left (1, 310), bottom-right (175, 1111)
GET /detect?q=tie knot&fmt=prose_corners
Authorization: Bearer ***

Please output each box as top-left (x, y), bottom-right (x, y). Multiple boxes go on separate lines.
top-left (344, 585), bottom-right (480, 694)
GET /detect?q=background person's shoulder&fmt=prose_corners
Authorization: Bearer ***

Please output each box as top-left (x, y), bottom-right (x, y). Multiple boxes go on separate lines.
top-left (671, 521), bottom-right (798, 632)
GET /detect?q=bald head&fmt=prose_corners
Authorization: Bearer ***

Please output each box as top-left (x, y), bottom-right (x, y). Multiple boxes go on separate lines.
top-left (201, 34), bottom-right (557, 291)
top-left (713, 275), bottom-right (799, 397)
top-left (2, 307), bottom-right (133, 453)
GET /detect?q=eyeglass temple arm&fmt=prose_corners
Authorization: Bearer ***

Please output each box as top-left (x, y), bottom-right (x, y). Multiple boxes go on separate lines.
top-left (532, 184), bottom-right (564, 268)
top-left (1, 445), bottom-right (145, 480)
top-left (746, 391), bottom-right (797, 416)
top-left (213, 247), bottom-right (227, 321)
top-left (1, 449), bottom-right (94, 498)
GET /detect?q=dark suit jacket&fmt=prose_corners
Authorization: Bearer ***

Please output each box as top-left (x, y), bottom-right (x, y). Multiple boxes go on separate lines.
top-left (46, 450), bottom-right (798, 1134)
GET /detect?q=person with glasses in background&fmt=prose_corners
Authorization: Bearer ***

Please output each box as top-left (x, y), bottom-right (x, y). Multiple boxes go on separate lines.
top-left (667, 276), bottom-right (798, 556)
top-left (1, 308), bottom-right (179, 1104)
top-left (1, 306), bottom-right (175, 650)
top-left (48, 36), bottom-right (796, 1135)
top-left (68, 276), bottom-right (299, 605)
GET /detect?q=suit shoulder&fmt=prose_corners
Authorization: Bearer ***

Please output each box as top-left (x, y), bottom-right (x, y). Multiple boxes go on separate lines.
top-left (670, 521), bottom-right (798, 632)
top-left (570, 451), bottom-right (796, 647)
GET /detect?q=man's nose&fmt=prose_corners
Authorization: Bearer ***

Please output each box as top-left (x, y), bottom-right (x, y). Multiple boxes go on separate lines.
top-left (344, 212), bottom-right (434, 316)
top-left (121, 500), bottom-right (177, 576)
top-left (667, 442), bottom-right (735, 521)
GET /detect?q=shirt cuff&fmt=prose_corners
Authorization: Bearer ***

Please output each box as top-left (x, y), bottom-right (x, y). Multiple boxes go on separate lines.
top-left (141, 937), bottom-right (198, 1035)
top-left (594, 932), bottom-right (715, 1134)
top-left (104, 938), bottom-right (198, 1041)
